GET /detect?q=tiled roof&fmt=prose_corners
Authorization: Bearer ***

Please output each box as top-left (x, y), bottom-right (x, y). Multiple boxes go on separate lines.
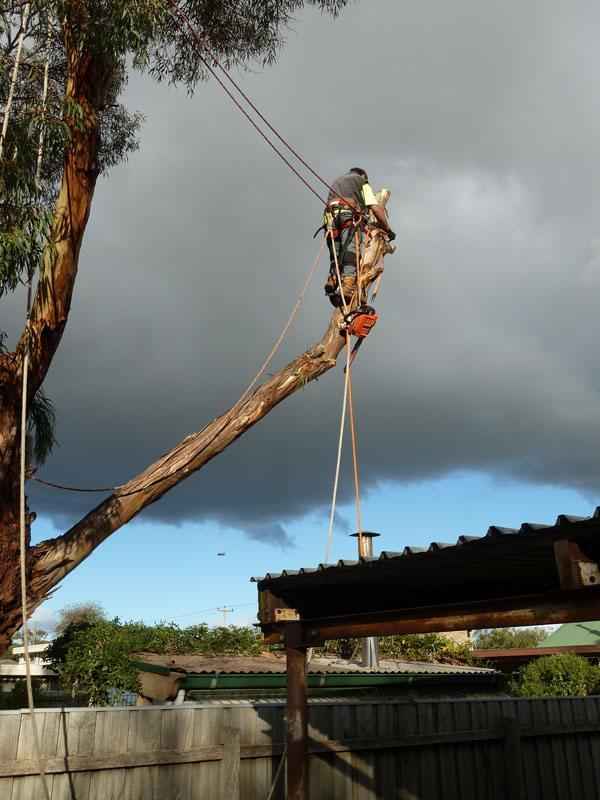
top-left (133, 653), bottom-right (494, 677)
top-left (251, 509), bottom-right (599, 584)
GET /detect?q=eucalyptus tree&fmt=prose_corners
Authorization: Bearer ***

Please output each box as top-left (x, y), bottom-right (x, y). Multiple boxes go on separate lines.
top-left (0, 0), bottom-right (353, 651)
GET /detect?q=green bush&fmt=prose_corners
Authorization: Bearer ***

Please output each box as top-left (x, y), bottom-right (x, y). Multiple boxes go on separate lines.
top-left (514, 653), bottom-right (600, 697)
top-left (47, 619), bottom-right (264, 706)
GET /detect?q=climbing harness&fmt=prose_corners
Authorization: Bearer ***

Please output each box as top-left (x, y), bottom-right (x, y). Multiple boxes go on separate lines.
top-left (324, 206), bottom-right (365, 308)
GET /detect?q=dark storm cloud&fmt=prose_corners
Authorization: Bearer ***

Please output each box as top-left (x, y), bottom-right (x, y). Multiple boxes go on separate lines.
top-left (6, 0), bottom-right (600, 544)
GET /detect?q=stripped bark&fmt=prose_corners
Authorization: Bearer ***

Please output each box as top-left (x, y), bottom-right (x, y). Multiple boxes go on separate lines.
top-left (29, 310), bottom-right (348, 601)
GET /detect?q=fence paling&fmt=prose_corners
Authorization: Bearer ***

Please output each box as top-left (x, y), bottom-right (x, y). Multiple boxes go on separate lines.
top-left (1, 697), bottom-right (600, 799)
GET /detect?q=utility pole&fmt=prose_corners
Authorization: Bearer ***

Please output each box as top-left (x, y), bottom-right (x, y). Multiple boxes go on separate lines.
top-left (351, 531), bottom-right (380, 668)
top-left (217, 606), bottom-right (234, 626)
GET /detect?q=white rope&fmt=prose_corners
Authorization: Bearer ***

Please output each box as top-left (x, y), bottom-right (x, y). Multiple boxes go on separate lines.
top-left (324, 339), bottom-right (351, 563)
top-left (17, 13), bottom-right (52, 797)
top-left (0, 2), bottom-right (31, 162)
top-left (347, 360), bottom-right (364, 543)
top-left (239, 238), bottom-right (324, 404)
top-left (19, 352), bottom-right (51, 800)
top-left (265, 745), bottom-right (287, 800)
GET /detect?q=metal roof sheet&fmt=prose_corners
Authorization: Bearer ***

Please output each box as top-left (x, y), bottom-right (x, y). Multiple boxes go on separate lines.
top-left (251, 507), bottom-right (600, 584)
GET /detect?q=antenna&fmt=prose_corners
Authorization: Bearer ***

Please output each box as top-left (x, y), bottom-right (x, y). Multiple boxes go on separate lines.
top-left (216, 606), bottom-right (235, 626)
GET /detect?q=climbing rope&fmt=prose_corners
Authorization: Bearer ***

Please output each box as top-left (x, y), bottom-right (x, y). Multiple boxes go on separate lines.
top-left (165, 0), bottom-right (356, 210)
top-left (346, 362), bottom-right (364, 543)
top-left (19, 352), bottom-right (51, 800)
top-left (33, 239), bottom-right (326, 496)
top-left (265, 744), bottom-right (287, 800)
top-left (16, 15), bottom-right (53, 797)
top-left (165, 0), bottom-right (327, 205)
top-left (325, 330), bottom-right (365, 562)
top-left (325, 334), bottom-right (351, 563)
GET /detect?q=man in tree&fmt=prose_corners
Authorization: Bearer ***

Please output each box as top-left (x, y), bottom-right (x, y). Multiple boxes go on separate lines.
top-left (324, 167), bottom-right (395, 307)
top-left (0, 0), bottom-right (386, 653)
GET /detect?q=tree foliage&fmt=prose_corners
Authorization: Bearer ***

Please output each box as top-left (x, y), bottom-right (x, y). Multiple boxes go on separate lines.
top-left (54, 600), bottom-right (106, 634)
top-left (514, 653), bottom-right (600, 698)
top-left (1, 0), bottom-right (349, 300)
top-left (473, 627), bottom-right (549, 650)
top-left (322, 633), bottom-right (473, 665)
top-left (47, 618), bottom-right (263, 705)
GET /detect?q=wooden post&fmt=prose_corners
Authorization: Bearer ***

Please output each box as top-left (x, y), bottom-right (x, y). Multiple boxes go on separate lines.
top-left (286, 624), bottom-right (308, 800)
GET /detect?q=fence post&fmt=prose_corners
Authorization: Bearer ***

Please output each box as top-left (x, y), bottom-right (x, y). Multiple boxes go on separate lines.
top-left (220, 708), bottom-right (240, 800)
top-left (502, 716), bottom-right (523, 800)
top-left (286, 623), bottom-right (308, 800)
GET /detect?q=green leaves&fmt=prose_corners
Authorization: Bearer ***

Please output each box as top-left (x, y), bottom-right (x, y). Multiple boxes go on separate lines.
top-left (47, 618), bottom-right (264, 705)
top-left (321, 633), bottom-right (474, 665)
top-left (473, 627), bottom-right (549, 650)
top-left (27, 388), bottom-right (57, 464)
top-left (515, 653), bottom-right (600, 698)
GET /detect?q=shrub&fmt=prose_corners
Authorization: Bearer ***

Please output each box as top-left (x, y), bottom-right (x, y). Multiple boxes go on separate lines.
top-left (514, 653), bottom-right (600, 698)
top-left (47, 619), bottom-right (264, 705)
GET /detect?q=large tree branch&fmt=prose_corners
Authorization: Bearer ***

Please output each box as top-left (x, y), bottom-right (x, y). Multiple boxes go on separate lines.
top-left (29, 309), bottom-right (349, 596)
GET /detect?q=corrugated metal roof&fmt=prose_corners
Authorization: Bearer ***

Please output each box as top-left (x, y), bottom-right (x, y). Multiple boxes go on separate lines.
top-left (250, 509), bottom-right (600, 583)
top-left (134, 653), bottom-right (494, 677)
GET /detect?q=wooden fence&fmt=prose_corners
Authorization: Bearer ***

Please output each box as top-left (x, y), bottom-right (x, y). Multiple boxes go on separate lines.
top-left (1, 696), bottom-right (600, 799)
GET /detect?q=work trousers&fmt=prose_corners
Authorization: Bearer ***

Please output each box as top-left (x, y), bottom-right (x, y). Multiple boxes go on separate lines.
top-left (326, 210), bottom-right (362, 277)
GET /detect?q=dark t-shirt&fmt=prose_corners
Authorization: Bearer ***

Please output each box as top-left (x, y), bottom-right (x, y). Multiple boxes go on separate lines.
top-left (327, 172), bottom-right (369, 209)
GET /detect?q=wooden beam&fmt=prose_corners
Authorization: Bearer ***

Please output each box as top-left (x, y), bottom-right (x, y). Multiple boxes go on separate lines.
top-left (273, 587), bottom-right (600, 644)
top-left (554, 539), bottom-right (600, 589)
top-left (286, 624), bottom-right (308, 800)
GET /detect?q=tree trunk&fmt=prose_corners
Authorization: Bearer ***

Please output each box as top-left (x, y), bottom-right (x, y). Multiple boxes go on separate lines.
top-left (0, 27), bottom-right (114, 649)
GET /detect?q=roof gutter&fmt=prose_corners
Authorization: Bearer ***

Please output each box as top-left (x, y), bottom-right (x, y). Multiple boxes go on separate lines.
top-left (130, 662), bottom-right (497, 690)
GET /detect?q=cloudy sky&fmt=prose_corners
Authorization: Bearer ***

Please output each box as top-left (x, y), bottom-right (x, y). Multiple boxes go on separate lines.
top-left (6, 0), bottom-right (600, 628)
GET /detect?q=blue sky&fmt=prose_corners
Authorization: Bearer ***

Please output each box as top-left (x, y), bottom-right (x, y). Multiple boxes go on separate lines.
top-left (32, 472), bottom-right (595, 632)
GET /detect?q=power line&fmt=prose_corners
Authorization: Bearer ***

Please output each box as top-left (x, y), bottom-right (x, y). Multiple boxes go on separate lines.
top-left (165, 0), bottom-right (340, 200)
top-left (165, 0), bottom-right (328, 205)
top-left (171, 602), bottom-right (256, 620)
top-left (216, 605), bottom-right (235, 625)
top-left (31, 239), bottom-right (325, 496)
